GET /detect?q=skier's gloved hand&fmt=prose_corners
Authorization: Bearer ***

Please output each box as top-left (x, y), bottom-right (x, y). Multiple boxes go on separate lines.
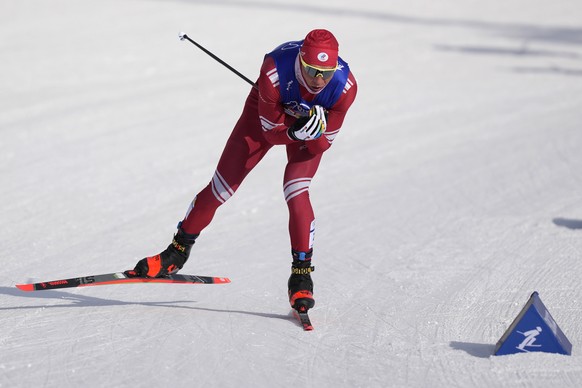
top-left (288, 105), bottom-right (327, 141)
top-left (134, 229), bottom-right (198, 278)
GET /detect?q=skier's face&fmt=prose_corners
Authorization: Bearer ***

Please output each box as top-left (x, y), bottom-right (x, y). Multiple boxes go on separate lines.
top-left (300, 57), bottom-right (336, 92)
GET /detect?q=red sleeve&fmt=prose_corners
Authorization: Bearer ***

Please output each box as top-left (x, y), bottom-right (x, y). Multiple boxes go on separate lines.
top-left (257, 56), bottom-right (296, 145)
top-left (306, 72), bottom-right (358, 155)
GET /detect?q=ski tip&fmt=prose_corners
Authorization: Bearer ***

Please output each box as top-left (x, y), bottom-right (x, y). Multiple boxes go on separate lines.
top-left (214, 277), bottom-right (231, 284)
top-left (15, 284), bottom-right (34, 292)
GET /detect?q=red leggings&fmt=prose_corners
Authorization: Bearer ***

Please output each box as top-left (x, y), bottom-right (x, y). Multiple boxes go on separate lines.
top-left (180, 102), bottom-right (322, 253)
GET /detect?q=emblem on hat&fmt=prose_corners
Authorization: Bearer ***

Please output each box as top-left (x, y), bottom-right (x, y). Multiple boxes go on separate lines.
top-left (317, 52), bottom-right (329, 62)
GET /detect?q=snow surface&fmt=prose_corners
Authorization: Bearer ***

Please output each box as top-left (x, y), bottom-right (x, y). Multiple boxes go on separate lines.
top-left (1, 0), bottom-right (582, 387)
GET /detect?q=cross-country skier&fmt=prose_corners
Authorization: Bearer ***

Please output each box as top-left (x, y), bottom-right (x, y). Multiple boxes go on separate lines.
top-left (132, 29), bottom-right (358, 313)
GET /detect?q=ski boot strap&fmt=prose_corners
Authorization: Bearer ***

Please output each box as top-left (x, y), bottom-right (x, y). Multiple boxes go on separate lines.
top-left (171, 237), bottom-right (192, 253)
top-left (291, 248), bottom-right (314, 274)
top-left (171, 227), bottom-right (199, 256)
top-left (291, 266), bottom-right (315, 275)
top-left (292, 248), bottom-right (313, 261)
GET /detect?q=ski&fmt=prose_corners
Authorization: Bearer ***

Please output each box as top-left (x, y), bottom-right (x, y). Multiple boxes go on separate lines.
top-left (293, 308), bottom-right (314, 331)
top-left (16, 271), bottom-right (230, 292)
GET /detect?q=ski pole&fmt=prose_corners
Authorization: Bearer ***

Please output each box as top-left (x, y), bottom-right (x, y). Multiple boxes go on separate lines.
top-left (179, 33), bottom-right (258, 90)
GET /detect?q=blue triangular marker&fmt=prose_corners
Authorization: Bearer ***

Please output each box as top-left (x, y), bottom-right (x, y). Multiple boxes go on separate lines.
top-left (495, 292), bottom-right (572, 356)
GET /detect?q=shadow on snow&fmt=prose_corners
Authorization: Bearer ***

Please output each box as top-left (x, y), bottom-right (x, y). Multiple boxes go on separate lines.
top-left (0, 286), bottom-right (296, 325)
top-left (553, 217), bottom-right (582, 230)
top-left (450, 341), bottom-right (495, 358)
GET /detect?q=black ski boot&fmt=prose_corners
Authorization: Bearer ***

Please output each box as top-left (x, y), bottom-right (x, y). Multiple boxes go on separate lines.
top-left (133, 227), bottom-right (199, 278)
top-left (288, 249), bottom-right (315, 312)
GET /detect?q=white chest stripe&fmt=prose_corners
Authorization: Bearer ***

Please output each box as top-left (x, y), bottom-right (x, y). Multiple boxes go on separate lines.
top-left (266, 68), bottom-right (279, 87)
top-left (343, 78), bottom-right (354, 94)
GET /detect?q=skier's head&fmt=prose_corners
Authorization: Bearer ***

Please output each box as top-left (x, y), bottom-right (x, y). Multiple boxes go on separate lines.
top-left (300, 29), bottom-right (339, 69)
top-left (299, 29), bottom-right (339, 90)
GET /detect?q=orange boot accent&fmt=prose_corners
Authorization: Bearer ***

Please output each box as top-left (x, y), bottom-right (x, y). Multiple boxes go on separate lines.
top-left (145, 254), bottom-right (163, 277)
top-left (289, 290), bottom-right (314, 309)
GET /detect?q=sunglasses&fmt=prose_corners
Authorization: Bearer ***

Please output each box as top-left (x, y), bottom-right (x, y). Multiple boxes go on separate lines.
top-left (300, 56), bottom-right (337, 80)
